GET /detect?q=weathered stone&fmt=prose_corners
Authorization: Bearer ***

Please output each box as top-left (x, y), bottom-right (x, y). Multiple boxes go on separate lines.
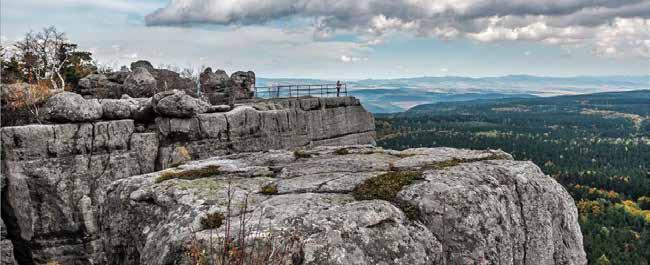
top-left (101, 146), bottom-right (587, 265)
top-left (77, 73), bottom-right (125, 98)
top-left (229, 71), bottom-right (255, 99)
top-left (151, 69), bottom-right (197, 97)
top-left (130, 60), bottom-right (155, 73)
top-left (123, 67), bottom-right (158, 98)
top-left (200, 68), bottom-right (230, 93)
top-left (100, 98), bottom-right (152, 120)
top-left (207, 104), bottom-right (231, 113)
top-left (42, 92), bottom-right (103, 122)
top-left (152, 90), bottom-right (210, 118)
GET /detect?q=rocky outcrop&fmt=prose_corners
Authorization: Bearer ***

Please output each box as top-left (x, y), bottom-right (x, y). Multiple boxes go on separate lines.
top-left (42, 92), bottom-right (103, 122)
top-left (77, 61), bottom-right (236, 100)
top-left (123, 67), bottom-right (158, 98)
top-left (101, 146), bottom-right (587, 265)
top-left (151, 90), bottom-right (210, 118)
top-left (0, 96), bottom-right (375, 264)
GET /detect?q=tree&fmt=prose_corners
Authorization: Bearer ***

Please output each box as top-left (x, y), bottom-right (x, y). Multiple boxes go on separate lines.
top-left (9, 26), bottom-right (95, 90)
top-left (595, 255), bottom-right (611, 265)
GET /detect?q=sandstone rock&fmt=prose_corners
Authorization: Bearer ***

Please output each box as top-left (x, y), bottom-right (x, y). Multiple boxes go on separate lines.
top-left (207, 104), bottom-right (231, 113)
top-left (152, 90), bottom-right (210, 118)
top-left (229, 71), bottom-right (255, 99)
top-left (101, 98), bottom-right (152, 120)
top-left (1, 187), bottom-right (17, 265)
top-left (130, 60), bottom-right (155, 73)
top-left (42, 92), bottom-right (103, 122)
top-left (152, 68), bottom-right (197, 96)
top-left (101, 146), bottom-right (587, 265)
top-left (1, 97), bottom-right (374, 264)
top-left (200, 68), bottom-right (230, 93)
top-left (77, 73), bottom-right (124, 98)
top-left (123, 67), bottom-right (158, 98)
top-left (0, 120), bottom-right (159, 263)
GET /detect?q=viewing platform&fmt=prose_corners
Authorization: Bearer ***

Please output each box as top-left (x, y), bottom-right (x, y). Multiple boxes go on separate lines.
top-left (253, 83), bottom-right (348, 99)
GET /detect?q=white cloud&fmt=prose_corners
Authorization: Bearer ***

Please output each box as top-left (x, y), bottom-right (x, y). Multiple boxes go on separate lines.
top-left (145, 0), bottom-right (650, 58)
top-left (340, 55), bottom-right (368, 63)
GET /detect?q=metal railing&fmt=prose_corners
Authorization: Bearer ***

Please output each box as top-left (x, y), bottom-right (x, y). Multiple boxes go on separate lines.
top-left (253, 83), bottom-right (347, 99)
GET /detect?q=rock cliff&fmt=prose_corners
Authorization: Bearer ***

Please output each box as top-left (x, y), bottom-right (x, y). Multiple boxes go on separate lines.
top-left (0, 96), bottom-right (374, 264)
top-left (101, 146), bottom-right (586, 265)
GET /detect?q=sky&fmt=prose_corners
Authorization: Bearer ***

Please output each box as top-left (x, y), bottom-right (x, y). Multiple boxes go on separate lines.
top-left (1, 0), bottom-right (649, 79)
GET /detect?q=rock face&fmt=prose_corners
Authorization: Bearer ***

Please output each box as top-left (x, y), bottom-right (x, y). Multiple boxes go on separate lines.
top-left (151, 90), bottom-right (210, 118)
top-left (0, 96), bottom-right (375, 264)
top-left (42, 92), bottom-right (103, 122)
top-left (123, 67), bottom-right (158, 98)
top-left (101, 146), bottom-right (587, 265)
top-left (76, 61), bottom-right (245, 100)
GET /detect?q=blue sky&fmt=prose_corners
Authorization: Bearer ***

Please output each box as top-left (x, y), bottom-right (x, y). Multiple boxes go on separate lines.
top-left (1, 0), bottom-right (649, 79)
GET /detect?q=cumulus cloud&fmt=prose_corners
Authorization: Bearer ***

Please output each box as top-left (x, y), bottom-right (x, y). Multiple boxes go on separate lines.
top-left (145, 0), bottom-right (650, 58)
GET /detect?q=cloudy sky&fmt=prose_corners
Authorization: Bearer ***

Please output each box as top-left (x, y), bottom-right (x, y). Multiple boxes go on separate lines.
top-left (1, 0), bottom-right (649, 79)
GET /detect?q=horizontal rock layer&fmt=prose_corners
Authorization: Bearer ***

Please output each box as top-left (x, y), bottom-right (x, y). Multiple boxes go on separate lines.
top-left (0, 97), bottom-right (375, 264)
top-left (102, 146), bottom-right (587, 265)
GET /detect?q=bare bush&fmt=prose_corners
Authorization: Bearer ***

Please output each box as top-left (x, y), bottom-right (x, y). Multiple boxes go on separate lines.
top-left (186, 183), bottom-right (304, 265)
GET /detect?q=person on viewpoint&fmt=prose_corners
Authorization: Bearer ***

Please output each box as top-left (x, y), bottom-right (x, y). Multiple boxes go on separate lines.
top-left (336, 81), bottom-right (342, 97)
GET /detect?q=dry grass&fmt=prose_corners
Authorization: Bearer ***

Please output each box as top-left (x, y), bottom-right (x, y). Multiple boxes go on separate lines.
top-left (155, 165), bottom-right (222, 183)
top-left (259, 183), bottom-right (279, 195)
top-left (293, 149), bottom-right (312, 159)
top-left (334, 148), bottom-right (350, 155)
top-left (187, 183), bottom-right (303, 265)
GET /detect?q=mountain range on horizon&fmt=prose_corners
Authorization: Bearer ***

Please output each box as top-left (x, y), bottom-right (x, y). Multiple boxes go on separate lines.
top-left (258, 75), bottom-right (650, 113)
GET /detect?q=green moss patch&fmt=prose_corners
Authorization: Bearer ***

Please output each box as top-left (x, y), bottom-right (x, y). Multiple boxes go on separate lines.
top-left (353, 171), bottom-right (423, 201)
top-left (155, 165), bottom-right (222, 184)
top-left (201, 212), bottom-right (225, 230)
top-left (353, 171), bottom-right (424, 221)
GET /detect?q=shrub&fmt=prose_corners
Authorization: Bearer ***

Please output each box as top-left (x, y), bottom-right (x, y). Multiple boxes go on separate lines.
top-left (639, 196), bottom-right (650, 211)
top-left (201, 212), bottom-right (225, 230)
top-left (186, 183), bottom-right (303, 265)
top-left (155, 165), bottom-right (222, 183)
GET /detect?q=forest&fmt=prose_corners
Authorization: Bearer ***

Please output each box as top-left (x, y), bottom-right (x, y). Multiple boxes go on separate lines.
top-left (376, 90), bottom-right (650, 265)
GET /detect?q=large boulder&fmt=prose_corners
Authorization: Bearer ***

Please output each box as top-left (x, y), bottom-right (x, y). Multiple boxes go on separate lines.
top-left (100, 97), bottom-right (154, 121)
top-left (101, 146), bottom-right (587, 265)
top-left (123, 67), bottom-right (158, 98)
top-left (152, 90), bottom-right (210, 118)
top-left (151, 69), bottom-right (197, 97)
top-left (229, 71), bottom-right (255, 99)
top-left (42, 92), bottom-right (103, 122)
top-left (77, 73), bottom-right (125, 98)
top-left (200, 68), bottom-right (230, 93)
top-left (130, 60), bottom-right (155, 73)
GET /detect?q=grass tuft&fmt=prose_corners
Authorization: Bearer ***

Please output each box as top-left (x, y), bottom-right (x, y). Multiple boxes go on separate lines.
top-left (260, 183), bottom-right (279, 195)
top-left (334, 148), bottom-right (350, 155)
top-left (201, 212), bottom-right (225, 230)
top-left (422, 153), bottom-right (509, 171)
top-left (293, 149), bottom-right (312, 159)
top-left (155, 165), bottom-right (222, 183)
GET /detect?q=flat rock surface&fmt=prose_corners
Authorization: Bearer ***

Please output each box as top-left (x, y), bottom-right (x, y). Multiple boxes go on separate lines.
top-left (102, 146), bottom-right (586, 265)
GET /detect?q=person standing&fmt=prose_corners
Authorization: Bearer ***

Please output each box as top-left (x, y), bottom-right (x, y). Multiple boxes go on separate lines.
top-left (336, 81), bottom-right (342, 97)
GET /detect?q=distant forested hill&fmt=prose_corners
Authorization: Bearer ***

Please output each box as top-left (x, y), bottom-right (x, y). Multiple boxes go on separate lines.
top-left (376, 90), bottom-right (650, 265)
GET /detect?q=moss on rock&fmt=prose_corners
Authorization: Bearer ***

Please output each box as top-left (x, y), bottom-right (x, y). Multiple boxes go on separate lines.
top-left (155, 165), bottom-right (222, 183)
